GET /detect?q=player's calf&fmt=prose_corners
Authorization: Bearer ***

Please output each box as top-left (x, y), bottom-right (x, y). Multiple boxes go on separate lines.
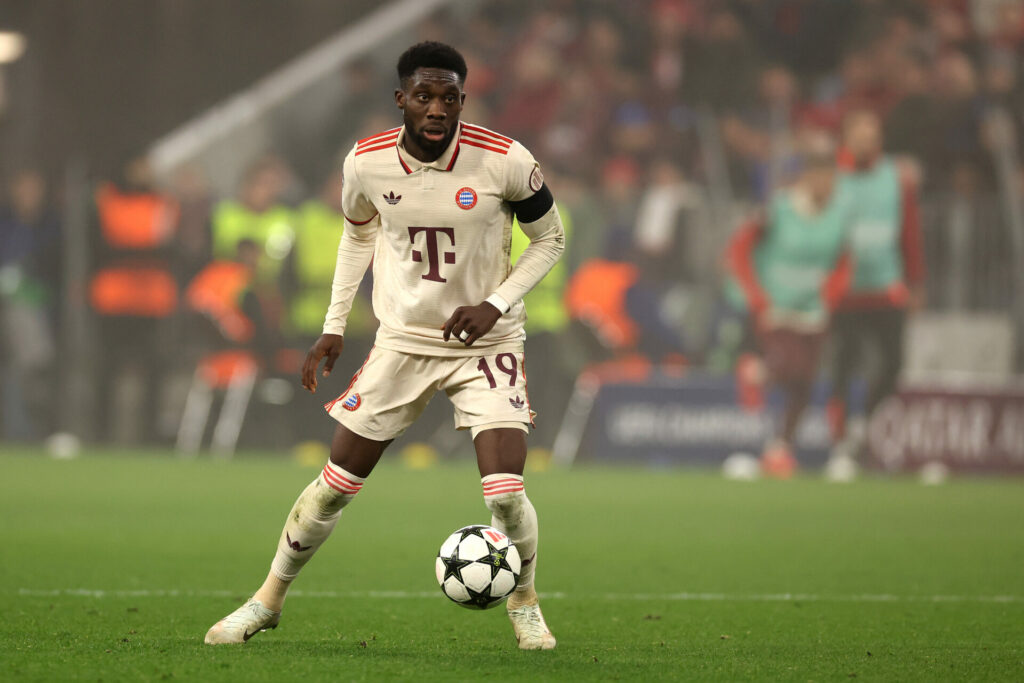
top-left (268, 461), bottom-right (366, 583)
top-left (481, 474), bottom-right (555, 650)
top-left (482, 474), bottom-right (538, 590)
top-left (205, 462), bottom-right (366, 644)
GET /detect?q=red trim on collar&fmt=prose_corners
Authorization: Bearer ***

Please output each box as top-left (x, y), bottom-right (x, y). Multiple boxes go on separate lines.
top-left (397, 147), bottom-right (413, 174)
top-left (445, 136), bottom-right (461, 171)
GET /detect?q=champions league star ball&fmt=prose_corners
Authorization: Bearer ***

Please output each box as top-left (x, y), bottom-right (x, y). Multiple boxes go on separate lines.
top-left (436, 525), bottom-right (521, 609)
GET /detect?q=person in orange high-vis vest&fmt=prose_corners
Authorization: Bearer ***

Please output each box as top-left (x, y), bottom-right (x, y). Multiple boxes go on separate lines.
top-left (90, 158), bottom-right (179, 444)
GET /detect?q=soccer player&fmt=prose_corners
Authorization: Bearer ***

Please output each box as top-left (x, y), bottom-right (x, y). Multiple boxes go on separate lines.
top-left (205, 42), bottom-right (563, 650)
top-left (829, 109), bottom-right (924, 461)
top-left (725, 133), bottom-right (853, 477)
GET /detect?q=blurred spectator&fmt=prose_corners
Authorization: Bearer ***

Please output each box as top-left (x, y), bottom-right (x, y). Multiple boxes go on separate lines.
top-left (89, 157), bottom-right (179, 443)
top-left (212, 156), bottom-right (297, 283)
top-left (829, 109), bottom-right (925, 459)
top-left (721, 65), bottom-right (802, 199)
top-left (169, 164), bottom-right (213, 284)
top-left (285, 168), bottom-right (373, 348)
top-left (686, 7), bottom-right (762, 114)
top-left (185, 239), bottom-right (271, 358)
top-left (0, 170), bottom-right (61, 439)
top-left (724, 132), bottom-right (852, 477)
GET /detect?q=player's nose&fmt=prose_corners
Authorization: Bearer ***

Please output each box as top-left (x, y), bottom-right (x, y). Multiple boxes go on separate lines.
top-left (426, 100), bottom-right (446, 118)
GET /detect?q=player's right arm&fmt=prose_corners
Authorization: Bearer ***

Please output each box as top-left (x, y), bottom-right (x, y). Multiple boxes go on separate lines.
top-left (302, 151), bottom-right (379, 393)
top-left (725, 214), bottom-right (770, 320)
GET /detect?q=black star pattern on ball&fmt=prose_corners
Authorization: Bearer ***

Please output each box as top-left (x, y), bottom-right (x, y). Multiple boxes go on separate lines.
top-left (463, 582), bottom-right (495, 609)
top-left (482, 540), bottom-right (514, 580)
top-left (439, 544), bottom-right (473, 584)
top-left (458, 525), bottom-right (487, 542)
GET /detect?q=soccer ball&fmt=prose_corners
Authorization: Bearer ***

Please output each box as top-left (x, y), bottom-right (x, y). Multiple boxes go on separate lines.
top-left (435, 525), bottom-right (521, 609)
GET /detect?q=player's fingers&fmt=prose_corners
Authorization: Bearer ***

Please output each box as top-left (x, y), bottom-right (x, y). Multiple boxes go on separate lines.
top-left (463, 328), bottom-right (482, 346)
top-left (323, 349), bottom-right (340, 377)
top-left (441, 314), bottom-right (458, 341)
top-left (302, 349), bottom-right (322, 391)
top-left (442, 308), bottom-right (466, 341)
top-left (451, 319), bottom-right (470, 343)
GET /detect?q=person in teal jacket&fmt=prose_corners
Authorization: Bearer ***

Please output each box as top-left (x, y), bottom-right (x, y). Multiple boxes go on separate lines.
top-left (725, 134), bottom-right (853, 477)
top-left (829, 109), bottom-right (925, 458)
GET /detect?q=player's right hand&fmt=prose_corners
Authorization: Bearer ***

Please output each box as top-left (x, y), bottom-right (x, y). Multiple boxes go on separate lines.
top-left (302, 333), bottom-right (345, 393)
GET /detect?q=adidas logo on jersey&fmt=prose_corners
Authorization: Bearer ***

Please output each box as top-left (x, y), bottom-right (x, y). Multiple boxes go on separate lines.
top-left (383, 191), bottom-right (402, 205)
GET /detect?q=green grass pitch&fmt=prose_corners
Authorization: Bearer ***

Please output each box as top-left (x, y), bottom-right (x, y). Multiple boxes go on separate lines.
top-left (2, 447), bottom-right (1023, 681)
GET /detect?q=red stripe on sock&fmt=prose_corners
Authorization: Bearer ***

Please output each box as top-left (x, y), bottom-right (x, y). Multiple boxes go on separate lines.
top-left (483, 486), bottom-right (525, 496)
top-left (482, 478), bottom-right (522, 489)
top-left (323, 466), bottom-right (363, 490)
top-left (321, 467), bottom-right (362, 494)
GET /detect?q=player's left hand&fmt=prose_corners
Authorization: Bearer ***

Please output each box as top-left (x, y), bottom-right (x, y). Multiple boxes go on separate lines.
top-left (441, 302), bottom-right (502, 346)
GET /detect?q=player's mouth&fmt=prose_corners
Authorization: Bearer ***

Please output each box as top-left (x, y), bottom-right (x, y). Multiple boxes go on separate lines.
top-left (422, 126), bottom-right (447, 142)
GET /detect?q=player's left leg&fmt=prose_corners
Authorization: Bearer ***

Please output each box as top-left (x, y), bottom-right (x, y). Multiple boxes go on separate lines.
top-left (864, 307), bottom-right (906, 416)
top-left (474, 427), bottom-right (555, 650)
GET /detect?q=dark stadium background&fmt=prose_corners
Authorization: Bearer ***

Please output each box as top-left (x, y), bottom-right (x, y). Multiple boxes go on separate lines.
top-left (3, 0), bottom-right (1022, 467)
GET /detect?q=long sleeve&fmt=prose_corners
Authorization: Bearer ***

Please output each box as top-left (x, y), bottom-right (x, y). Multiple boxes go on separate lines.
top-left (489, 141), bottom-right (565, 309)
top-left (322, 152), bottom-right (379, 336)
top-left (322, 224), bottom-right (377, 336)
top-left (821, 251), bottom-right (853, 311)
top-left (493, 203), bottom-right (565, 307)
top-left (725, 216), bottom-right (769, 314)
top-left (899, 171), bottom-right (925, 288)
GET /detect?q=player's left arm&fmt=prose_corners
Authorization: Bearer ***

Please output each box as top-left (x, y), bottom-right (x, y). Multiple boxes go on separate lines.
top-left (442, 142), bottom-right (565, 346)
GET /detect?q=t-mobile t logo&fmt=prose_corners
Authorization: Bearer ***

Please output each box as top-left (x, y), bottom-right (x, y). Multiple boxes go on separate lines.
top-left (408, 226), bottom-right (456, 282)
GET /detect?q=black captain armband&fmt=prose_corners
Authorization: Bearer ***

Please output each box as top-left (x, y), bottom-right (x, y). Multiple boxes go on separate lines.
top-left (509, 183), bottom-right (554, 224)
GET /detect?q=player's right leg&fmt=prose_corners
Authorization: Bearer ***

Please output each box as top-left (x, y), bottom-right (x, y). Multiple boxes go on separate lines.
top-left (206, 348), bottom-right (433, 644)
top-left (204, 425), bottom-right (389, 644)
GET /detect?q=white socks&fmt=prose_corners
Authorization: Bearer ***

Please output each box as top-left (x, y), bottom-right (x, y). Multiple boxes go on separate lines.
top-left (269, 462), bottom-right (365, 581)
top-left (482, 474), bottom-right (538, 591)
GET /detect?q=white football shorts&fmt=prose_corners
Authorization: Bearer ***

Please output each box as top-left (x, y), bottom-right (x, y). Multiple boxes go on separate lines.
top-left (324, 347), bottom-right (535, 441)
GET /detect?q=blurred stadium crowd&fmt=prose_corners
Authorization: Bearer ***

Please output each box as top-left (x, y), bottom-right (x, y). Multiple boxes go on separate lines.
top-left (2, 0), bottom-right (1023, 453)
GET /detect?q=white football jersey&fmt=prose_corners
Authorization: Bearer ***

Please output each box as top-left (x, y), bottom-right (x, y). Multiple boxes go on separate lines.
top-left (334, 122), bottom-right (545, 357)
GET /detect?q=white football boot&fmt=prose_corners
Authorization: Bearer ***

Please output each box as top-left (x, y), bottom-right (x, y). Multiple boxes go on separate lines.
top-left (507, 594), bottom-right (557, 650)
top-left (204, 598), bottom-right (281, 644)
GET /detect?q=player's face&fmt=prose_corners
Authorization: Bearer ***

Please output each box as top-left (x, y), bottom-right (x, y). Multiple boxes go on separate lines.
top-left (844, 115), bottom-right (882, 164)
top-left (396, 68), bottom-right (465, 160)
top-left (804, 164), bottom-right (836, 207)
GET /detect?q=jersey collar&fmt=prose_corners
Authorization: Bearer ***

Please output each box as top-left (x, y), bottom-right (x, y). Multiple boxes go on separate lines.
top-left (396, 123), bottom-right (462, 174)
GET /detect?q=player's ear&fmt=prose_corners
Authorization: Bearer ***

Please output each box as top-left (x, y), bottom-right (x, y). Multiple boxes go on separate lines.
top-left (395, 89), bottom-right (405, 110)
top-left (460, 92), bottom-right (466, 106)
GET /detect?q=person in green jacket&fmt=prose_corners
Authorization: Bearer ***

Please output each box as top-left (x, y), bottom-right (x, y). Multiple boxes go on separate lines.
top-left (212, 157), bottom-right (297, 283)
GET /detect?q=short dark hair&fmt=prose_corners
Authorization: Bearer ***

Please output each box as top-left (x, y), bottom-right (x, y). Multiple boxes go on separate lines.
top-left (396, 41), bottom-right (467, 87)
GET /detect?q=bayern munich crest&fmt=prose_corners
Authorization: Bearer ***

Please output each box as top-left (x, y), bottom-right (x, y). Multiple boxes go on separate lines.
top-left (342, 393), bottom-right (362, 411)
top-left (455, 187), bottom-right (477, 210)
